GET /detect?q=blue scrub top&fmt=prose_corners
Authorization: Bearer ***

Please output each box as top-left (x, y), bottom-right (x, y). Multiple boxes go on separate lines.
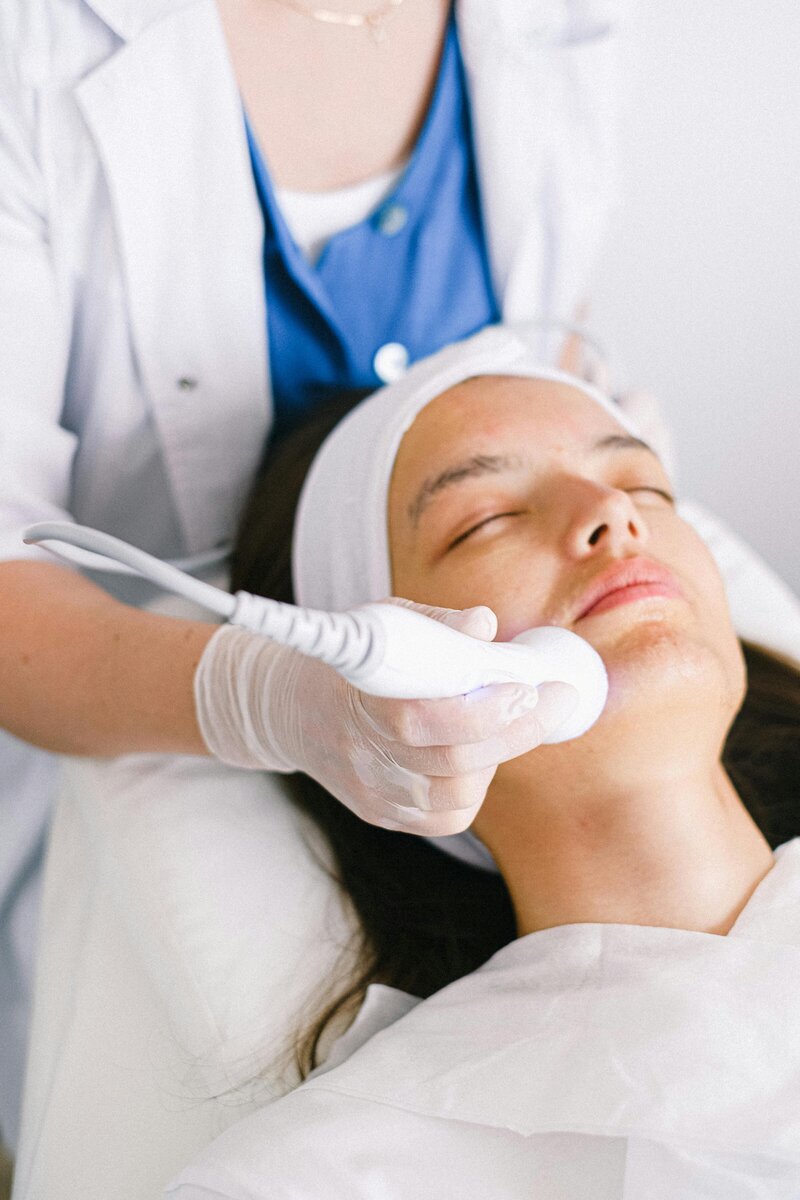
top-left (246, 12), bottom-right (499, 440)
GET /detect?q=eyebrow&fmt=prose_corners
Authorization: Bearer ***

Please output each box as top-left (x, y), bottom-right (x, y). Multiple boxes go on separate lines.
top-left (593, 433), bottom-right (656, 456)
top-left (408, 454), bottom-right (522, 526)
top-left (407, 433), bottom-right (658, 528)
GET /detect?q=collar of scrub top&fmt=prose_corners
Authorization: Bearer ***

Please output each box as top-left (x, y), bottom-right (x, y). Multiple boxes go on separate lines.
top-left (244, 6), bottom-right (499, 437)
top-left (245, 14), bottom-right (462, 341)
top-left (296, 838), bottom-right (800, 1160)
top-left (292, 322), bottom-right (638, 873)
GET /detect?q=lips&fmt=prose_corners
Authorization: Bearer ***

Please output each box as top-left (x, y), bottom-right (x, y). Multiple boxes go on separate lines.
top-left (575, 557), bottom-right (684, 622)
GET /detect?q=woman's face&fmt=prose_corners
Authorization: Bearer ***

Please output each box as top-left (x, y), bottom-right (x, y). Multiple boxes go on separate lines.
top-left (388, 375), bottom-right (746, 774)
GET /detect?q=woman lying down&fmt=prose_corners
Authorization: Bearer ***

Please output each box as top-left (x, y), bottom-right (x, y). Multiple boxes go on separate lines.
top-left (169, 326), bottom-right (800, 1199)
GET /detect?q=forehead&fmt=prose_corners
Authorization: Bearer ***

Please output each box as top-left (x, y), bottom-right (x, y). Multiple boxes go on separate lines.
top-left (393, 374), bottom-right (627, 482)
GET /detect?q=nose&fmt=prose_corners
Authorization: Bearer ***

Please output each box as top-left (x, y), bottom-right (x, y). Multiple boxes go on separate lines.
top-left (564, 481), bottom-right (649, 560)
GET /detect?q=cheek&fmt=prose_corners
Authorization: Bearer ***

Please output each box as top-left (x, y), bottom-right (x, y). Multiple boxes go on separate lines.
top-left (396, 570), bottom-right (515, 621)
top-left (494, 588), bottom-right (550, 642)
top-left (678, 530), bottom-right (745, 690)
top-left (599, 518), bottom-right (743, 688)
top-left (394, 552), bottom-right (553, 641)
top-left (597, 613), bottom-right (746, 744)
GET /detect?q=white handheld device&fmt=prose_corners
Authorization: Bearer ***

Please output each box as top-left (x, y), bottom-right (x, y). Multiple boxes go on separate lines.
top-left (24, 522), bottom-right (608, 743)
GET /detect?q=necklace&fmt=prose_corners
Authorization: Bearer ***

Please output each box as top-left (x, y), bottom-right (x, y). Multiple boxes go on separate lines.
top-left (268, 0), bottom-right (404, 44)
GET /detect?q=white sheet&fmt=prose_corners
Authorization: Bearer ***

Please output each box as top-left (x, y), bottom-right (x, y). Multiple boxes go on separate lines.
top-left (167, 839), bottom-right (800, 1200)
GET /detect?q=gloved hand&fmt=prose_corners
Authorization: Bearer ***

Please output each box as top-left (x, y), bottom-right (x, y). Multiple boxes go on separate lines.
top-left (194, 598), bottom-right (578, 836)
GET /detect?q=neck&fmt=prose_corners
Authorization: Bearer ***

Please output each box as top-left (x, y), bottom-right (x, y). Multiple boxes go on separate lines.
top-left (480, 762), bottom-right (774, 938)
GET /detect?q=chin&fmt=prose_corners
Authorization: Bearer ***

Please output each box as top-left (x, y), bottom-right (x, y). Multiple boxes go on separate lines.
top-left (595, 614), bottom-right (746, 739)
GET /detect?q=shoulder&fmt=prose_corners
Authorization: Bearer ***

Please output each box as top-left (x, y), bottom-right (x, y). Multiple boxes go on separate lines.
top-left (457, 0), bottom-right (624, 51)
top-left (166, 986), bottom-right (434, 1199)
top-left (165, 1086), bottom-right (453, 1200)
top-left (0, 0), bottom-right (202, 90)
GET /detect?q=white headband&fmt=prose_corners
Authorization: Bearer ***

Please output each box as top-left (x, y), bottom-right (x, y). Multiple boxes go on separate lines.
top-left (293, 324), bottom-right (638, 871)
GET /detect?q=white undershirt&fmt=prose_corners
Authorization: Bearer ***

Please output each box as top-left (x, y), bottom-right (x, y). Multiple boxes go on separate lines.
top-left (275, 163), bottom-right (406, 265)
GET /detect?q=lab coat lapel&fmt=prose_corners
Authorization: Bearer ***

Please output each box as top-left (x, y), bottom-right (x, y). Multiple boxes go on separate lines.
top-left (458, 0), bottom-right (620, 326)
top-left (307, 841), bottom-right (800, 1159)
top-left (75, 1), bottom-right (269, 553)
top-left (81, 0), bottom-right (184, 40)
top-left (457, 0), bottom-right (550, 321)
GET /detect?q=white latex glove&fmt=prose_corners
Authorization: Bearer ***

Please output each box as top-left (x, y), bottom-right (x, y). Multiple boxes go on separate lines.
top-left (194, 598), bottom-right (578, 836)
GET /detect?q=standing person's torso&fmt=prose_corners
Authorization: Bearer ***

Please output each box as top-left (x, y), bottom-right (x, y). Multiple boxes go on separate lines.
top-left (242, 5), bottom-right (501, 437)
top-left (0, 0), bottom-right (620, 564)
top-left (215, 0), bottom-right (452, 192)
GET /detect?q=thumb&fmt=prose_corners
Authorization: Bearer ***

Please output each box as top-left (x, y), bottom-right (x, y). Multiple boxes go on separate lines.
top-left (386, 597), bottom-right (498, 643)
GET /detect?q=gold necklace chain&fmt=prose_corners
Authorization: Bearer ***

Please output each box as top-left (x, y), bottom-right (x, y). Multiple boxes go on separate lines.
top-left (268, 0), bottom-right (404, 44)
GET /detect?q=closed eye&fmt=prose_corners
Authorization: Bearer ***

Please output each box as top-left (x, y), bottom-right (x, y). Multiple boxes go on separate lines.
top-left (448, 511), bottom-right (524, 551)
top-left (627, 487), bottom-right (675, 505)
top-left (446, 488), bottom-right (674, 552)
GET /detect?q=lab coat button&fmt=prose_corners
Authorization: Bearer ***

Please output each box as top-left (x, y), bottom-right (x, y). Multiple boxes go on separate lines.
top-left (376, 203), bottom-right (408, 237)
top-left (373, 342), bottom-right (409, 383)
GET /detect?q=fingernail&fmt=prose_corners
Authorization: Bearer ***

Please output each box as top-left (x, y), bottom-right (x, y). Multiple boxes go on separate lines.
top-left (505, 686), bottom-right (540, 720)
top-left (536, 683), bottom-right (580, 739)
top-left (462, 605), bottom-right (497, 640)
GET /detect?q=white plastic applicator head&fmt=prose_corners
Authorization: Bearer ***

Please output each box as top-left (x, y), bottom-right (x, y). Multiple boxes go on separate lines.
top-left (340, 603), bottom-right (607, 741)
top-left (508, 626), bottom-right (608, 742)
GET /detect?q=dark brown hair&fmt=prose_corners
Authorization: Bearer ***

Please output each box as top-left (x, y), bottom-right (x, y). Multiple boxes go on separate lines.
top-left (233, 395), bottom-right (800, 1078)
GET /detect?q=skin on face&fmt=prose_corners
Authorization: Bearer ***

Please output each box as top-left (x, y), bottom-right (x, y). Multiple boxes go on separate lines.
top-left (387, 375), bottom-right (774, 937)
top-left (388, 375), bottom-right (747, 800)
top-left (387, 374), bottom-right (776, 937)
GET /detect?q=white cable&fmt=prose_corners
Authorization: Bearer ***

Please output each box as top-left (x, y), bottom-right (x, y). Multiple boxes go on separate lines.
top-left (25, 522), bottom-right (236, 616)
top-left (24, 521), bottom-right (376, 671)
top-left (24, 525), bottom-right (230, 579)
top-left (24, 522), bottom-right (608, 740)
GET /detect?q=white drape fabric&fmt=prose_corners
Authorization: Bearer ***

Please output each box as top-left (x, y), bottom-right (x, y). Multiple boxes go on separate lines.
top-left (166, 838), bottom-right (800, 1199)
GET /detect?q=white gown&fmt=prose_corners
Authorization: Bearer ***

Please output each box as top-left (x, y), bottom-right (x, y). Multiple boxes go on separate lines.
top-left (166, 838), bottom-right (800, 1200)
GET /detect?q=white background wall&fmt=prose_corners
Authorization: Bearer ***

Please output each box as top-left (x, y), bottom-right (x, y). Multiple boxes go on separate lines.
top-left (590, 1), bottom-right (800, 592)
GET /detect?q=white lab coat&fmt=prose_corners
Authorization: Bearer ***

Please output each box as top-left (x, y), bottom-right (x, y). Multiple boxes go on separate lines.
top-left (167, 838), bottom-right (800, 1200)
top-left (0, 0), bottom-right (619, 566)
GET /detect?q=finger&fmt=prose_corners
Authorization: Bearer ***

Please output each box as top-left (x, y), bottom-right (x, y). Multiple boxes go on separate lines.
top-left (364, 768), bottom-right (495, 829)
top-left (382, 685), bottom-right (578, 774)
top-left (386, 596), bottom-right (497, 642)
top-left (371, 804), bottom-right (484, 837)
top-left (348, 788), bottom-right (485, 834)
top-left (434, 604), bottom-right (498, 642)
top-left (383, 709), bottom-right (547, 775)
top-left (344, 747), bottom-right (496, 815)
top-left (358, 682), bottom-right (540, 747)
top-left (412, 765), bottom-right (496, 814)
top-left (533, 682), bottom-right (580, 743)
